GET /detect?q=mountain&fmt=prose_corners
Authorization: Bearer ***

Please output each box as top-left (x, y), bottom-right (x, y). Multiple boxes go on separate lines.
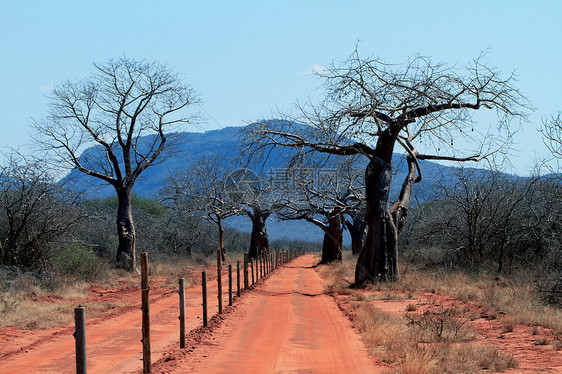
top-left (60, 125), bottom-right (504, 244)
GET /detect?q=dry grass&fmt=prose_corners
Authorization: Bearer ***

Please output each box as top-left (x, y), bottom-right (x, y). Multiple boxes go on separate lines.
top-left (352, 303), bottom-right (516, 373)
top-left (0, 251), bottom-right (220, 330)
top-left (318, 255), bottom-right (534, 373)
top-left (0, 274), bottom-right (89, 329)
top-left (500, 317), bottom-right (516, 333)
top-left (394, 268), bottom-right (562, 336)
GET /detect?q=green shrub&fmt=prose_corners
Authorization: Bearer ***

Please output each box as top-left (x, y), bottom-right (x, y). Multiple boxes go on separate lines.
top-left (52, 244), bottom-right (102, 280)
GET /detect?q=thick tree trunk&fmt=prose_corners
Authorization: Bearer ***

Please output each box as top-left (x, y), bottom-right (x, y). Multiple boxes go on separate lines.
top-left (115, 186), bottom-right (136, 271)
top-left (321, 210), bottom-right (343, 264)
top-left (345, 215), bottom-right (366, 255)
top-left (247, 210), bottom-right (271, 259)
top-left (355, 133), bottom-right (399, 285)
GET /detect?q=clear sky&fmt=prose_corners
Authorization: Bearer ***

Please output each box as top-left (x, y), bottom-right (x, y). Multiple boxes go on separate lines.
top-left (1, 0), bottom-right (560, 175)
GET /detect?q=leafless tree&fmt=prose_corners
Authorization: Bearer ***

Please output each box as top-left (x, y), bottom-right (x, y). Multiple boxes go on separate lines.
top-left (163, 156), bottom-right (239, 263)
top-left (415, 167), bottom-right (537, 272)
top-left (274, 161), bottom-right (360, 263)
top-left (33, 58), bottom-right (199, 270)
top-left (0, 152), bottom-right (82, 268)
top-left (540, 113), bottom-right (562, 179)
top-left (244, 51), bottom-right (528, 284)
top-left (222, 167), bottom-right (273, 259)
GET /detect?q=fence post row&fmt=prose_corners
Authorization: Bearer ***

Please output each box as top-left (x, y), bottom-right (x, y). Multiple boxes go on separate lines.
top-left (140, 252), bottom-right (151, 373)
top-left (179, 278), bottom-right (186, 349)
top-left (74, 306), bottom-right (86, 374)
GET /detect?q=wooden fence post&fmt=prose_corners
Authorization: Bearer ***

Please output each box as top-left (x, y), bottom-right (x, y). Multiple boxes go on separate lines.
top-left (243, 253), bottom-right (249, 290)
top-left (250, 259), bottom-right (254, 286)
top-left (228, 264), bottom-right (233, 306)
top-left (140, 252), bottom-right (151, 373)
top-left (74, 305), bottom-right (86, 374)
top-left (179, 278), bottom-right (186, 349)
top-left (202, 271), bottom-right (208, 327)
top-left (217, 248), bottom-right (222, 314)
top-left (265, 253), bottom-right (268, 274)
top-left (236, 261), bottom-right (240, 297)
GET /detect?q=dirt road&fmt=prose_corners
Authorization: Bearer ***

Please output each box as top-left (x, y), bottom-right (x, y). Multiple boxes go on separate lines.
top-left (0, 255), bottom-right (381, 373)
top-left (0, 271), bottom-right (227, 373)
top-left (154, 255), bottom-right (383, 373)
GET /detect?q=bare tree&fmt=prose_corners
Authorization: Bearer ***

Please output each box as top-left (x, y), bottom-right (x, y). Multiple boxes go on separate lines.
top-left (274, 162), bottom-right (359, 263)
top-left (244, 51), bottom-right (528, 284)
top-left (223, 167), bottom-right (273, 259)
top-left (411, 167), bottom-right (537, 272)
top-left (33, 58), bottom-right (198, 270)
top-left (0, 152), bottom-right (81, 268)
top-left (163, 156), bottom-right (239, 263)
top-left (541, 113), bottom-right (562, 179)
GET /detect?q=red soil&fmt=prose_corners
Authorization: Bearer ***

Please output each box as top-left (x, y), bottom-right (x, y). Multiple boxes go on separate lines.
top-left (152, 255), bottom-right (386, 373)
top-left (0, 255), bottom-right (560, 373)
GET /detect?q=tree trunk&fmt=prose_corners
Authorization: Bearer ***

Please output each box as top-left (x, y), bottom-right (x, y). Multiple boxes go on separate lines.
top-left (115, 186), bottom-right (136, 271)
top-left (247, 210), bottom-right (271, 259)
top-left (355, 133), bottom-right (398, 285)
top-left (218, 217), bottom-right (226, 263)
top-left (345, 215), bottom-right (366, 255)
top-left (321, 210), bottom-right (343, 264)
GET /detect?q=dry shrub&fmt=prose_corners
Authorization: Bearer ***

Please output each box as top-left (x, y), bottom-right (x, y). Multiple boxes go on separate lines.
top-left (406, 306), bottom-right (476, 343)
top-left (397, 345), bottom-right (438, 374)
top-left (406, 303), bottom-right (417, 312)
top-left (437, 344), bottom-right (518, 373)
top-left (534, 337), bottom-right (550, 345)
top-left (500, 317), bottom-right (516, 333)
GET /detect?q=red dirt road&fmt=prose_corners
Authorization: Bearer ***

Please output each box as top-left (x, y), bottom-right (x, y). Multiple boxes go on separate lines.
top-left (154, 254), bottom-right (383, 373)
top-left (0, 272), bottom-right (227, 373)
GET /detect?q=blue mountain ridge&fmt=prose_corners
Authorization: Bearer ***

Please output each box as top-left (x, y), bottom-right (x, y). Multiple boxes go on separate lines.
top-left (60, 125), bottom-right (507, 244)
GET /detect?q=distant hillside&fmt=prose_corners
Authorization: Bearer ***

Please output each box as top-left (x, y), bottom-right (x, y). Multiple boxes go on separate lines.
top-left (60, 124), bottom-right (506, 244)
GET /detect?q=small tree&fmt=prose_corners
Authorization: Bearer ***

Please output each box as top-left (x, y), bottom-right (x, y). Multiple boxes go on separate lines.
top-left (34, 58), bottom-right (198, 270)
top-left (163, 156), bottom-right (239, 263)
top-left (245, 51), bottom-right (528, 284)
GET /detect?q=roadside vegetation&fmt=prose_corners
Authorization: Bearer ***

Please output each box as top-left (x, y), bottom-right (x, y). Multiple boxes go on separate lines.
top-left (319, 251), bottom-right (561, 373)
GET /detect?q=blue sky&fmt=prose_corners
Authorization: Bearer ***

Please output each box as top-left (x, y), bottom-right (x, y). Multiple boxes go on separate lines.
top-left (1, 1), bottom-right (560, 175)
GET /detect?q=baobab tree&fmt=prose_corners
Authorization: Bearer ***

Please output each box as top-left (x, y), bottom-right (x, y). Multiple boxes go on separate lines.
top-left (244, 51), bottom-right (528, 284)
top-left (274, 161), bottom-right (359, 263)
top-left (33, 58), bottom-right (198, 270)
top-left (223, 167), bottom-right (273, 259)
